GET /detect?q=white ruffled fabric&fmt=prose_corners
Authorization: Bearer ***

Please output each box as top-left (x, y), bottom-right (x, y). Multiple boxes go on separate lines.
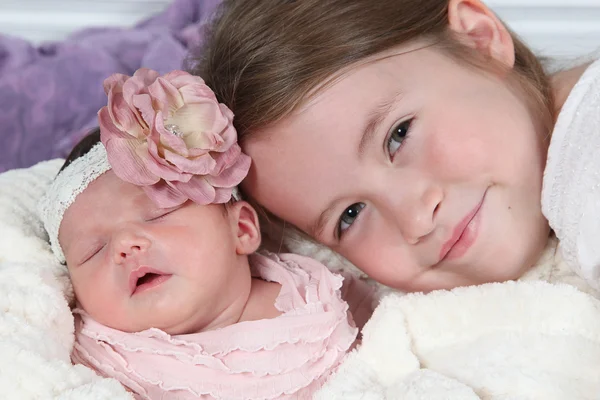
top-left (71, 252), bottom-right (357, 400)
top-left (542, 58), bottom-right (600, 290)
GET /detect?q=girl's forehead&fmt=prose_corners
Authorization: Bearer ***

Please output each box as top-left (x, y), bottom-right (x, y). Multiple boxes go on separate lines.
top-left (298, 41), bottom-right (436, 110)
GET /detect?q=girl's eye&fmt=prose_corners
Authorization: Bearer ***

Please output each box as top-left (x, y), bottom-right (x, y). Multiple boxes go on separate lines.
top-left (387, 119), bottom-right (412, 158)
top-left (337, 202), bottom-right (365, 238)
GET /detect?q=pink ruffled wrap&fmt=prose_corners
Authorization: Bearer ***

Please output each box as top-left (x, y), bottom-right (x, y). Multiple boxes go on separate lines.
top-left (72, 253), bottom-right (358, 399)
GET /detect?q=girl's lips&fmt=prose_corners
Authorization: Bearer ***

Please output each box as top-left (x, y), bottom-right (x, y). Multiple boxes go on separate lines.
top-left (129, 266), bottom-right (172, 295)
top-left (439, 192), bottom-right (486, 262)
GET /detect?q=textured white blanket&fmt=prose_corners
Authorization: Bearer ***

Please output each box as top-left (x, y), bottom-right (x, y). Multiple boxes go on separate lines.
top-left (3, 160), bottom-right (600, 400)
top-left (316, 281), bottom-right (600, 399)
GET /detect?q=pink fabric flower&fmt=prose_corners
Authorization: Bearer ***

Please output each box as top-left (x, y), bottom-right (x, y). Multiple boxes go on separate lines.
top-left (98, 68), bottom-right (251, 208)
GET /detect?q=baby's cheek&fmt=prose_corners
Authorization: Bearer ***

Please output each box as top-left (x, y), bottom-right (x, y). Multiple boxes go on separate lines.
top-left (72, 271), bottom-right (126, 327)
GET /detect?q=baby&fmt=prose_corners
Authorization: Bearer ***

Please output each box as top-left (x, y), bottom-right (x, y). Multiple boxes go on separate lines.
top-left (38, 69), bottom-right (373, 400)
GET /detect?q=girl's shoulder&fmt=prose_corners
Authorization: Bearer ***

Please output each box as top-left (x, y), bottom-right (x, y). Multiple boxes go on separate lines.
top-left (543, 58), bottom-right (600, 293)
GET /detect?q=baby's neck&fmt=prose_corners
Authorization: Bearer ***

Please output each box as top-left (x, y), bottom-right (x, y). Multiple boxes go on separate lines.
top-left (238, 278), bottom-right (282, 323)
top-left (197, 278), bottom-right (281, 333)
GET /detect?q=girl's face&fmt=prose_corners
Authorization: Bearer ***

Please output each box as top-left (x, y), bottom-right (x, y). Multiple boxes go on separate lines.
top-left (59, 171), bottom-right (260, 334)
top-left (243, 46), bottom-right (550, 292)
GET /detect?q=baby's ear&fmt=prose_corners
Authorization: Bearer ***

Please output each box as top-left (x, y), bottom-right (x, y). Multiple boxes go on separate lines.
top-left (447, 0), bottom-right (515, 68)
top-left (229, 201), bottom-right (261, 255)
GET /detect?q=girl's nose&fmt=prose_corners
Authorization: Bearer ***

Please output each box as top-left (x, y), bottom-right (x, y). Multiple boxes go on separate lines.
top-left (396, 184), bottom-right (443, 245)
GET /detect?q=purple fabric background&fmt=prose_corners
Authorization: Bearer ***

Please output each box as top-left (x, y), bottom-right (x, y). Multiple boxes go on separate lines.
top-left (0, 0), bottom-right (220, 173)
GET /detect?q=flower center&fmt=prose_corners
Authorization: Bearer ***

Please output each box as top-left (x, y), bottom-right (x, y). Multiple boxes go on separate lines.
top-left (164, 124), bottom-right (184, 137)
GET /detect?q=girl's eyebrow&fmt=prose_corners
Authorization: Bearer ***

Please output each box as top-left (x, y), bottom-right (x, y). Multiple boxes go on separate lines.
top-left (358, 89), bottom-right (404, 159)
top-left (309, 202), bottom-right (338, 240)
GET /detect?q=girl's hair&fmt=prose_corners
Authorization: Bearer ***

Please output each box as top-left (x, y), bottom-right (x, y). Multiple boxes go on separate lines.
top-left (192, 0), bottom-right (555, 141)
top-left (59, 128), bottom-right (101, 174)
top-left (189, 0), bottom-right (556, 246)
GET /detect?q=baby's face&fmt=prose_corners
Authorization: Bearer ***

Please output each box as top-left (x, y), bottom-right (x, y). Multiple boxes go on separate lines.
top-left (59, 171), bottom-right (258, 334)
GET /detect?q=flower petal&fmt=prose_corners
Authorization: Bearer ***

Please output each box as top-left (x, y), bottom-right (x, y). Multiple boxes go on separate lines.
top-left (132, 68), bottom-right (160, 87)
top-left (102, 73), bottom-right (128, 95)
top-left (170, 176), bottom-right (216, 205)
top-left (212, 143), bottom-right (242, 174)
top-left (130, 93), bottom-right (156, 135)
top-left (122, 70), bottom-right (159, 128)
top-left (144, 157), bottom-right (192, 183)
top-left (167, 72), bottom-right (212, 95)
top-left (163, 149), bottom-right (216, 175)
top-left (98, 107), bottom-right (131, 141)
top-left (143, 181), bottom-right (187, 208)
top-left (145, 137), bottom-right (192, 182)
top-left (177, 81), bottom-right (218, 105)
top-left (206, 152), bottom-right (251, 188)
top-left (148, 77), bottom-right (185, 116)
top-left (106, 88), bottom-right (143, 138)
top-left (213, 188), bottom-right (233, 204)
top-left (216, 103), bottom-right (237, 148)
top-left (104, 138), bottom-right (159, 185)
top-left (168, 102), bottom-right (226, 149)
top-left (187, 148), bottom-right (210, 158)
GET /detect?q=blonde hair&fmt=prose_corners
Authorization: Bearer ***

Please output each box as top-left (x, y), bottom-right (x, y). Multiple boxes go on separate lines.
top-left (192, 0), bottom-right (555, 141)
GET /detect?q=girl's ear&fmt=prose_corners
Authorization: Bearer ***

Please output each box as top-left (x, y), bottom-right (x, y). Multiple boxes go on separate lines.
top-left (229, 201), bottom-right (262, 255)
top-left (447, 0), bottom-right (515, 68)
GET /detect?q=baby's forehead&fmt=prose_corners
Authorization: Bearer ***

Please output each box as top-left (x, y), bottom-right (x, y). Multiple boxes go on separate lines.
top-left (59, 172), bottom-right (149, 240)
top-left (80, 171), bottom-right (148, 208)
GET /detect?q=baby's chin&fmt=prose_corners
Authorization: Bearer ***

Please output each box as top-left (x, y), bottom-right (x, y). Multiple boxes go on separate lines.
top-left (78, 303), bottom-right (186, 334)
top-left (95, 316), bottom-right (189, 335)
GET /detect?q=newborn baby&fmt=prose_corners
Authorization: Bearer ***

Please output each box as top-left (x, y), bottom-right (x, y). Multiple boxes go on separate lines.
top-left (38, 69), bottom-right (373, 399)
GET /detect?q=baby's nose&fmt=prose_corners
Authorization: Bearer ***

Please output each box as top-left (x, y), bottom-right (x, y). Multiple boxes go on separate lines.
top-left (112, 231), bottom-right (150, 265)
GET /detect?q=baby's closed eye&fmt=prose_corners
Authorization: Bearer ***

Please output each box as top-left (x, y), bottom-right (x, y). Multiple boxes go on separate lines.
top-left (76, 242), bottom-right (105, 266)
top-left (145, 206), bottom-right (181, 222)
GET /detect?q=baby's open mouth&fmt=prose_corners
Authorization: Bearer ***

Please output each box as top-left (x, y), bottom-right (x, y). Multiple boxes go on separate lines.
top-left (129, 267), bottom-right (172, 295)
top-left (137, 272), bottom-right (161, 286)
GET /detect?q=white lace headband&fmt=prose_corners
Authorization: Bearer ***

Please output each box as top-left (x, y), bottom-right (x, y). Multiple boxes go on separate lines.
top-left (38, 143), bottom-right (112, 264)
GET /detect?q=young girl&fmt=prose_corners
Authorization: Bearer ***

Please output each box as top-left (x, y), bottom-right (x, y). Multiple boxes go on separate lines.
top-left (38, 69), bottom-right (372, 400)
top-left (193, 0), bottom-right (600, 295)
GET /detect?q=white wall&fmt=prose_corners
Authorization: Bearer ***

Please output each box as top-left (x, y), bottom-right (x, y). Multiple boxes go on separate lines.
top-left (0, 0), bottom-right (171, 43)
top-left (489, 0), bottom-right (600, 58)
top-left (0, 0), bottom-right (598, 59)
